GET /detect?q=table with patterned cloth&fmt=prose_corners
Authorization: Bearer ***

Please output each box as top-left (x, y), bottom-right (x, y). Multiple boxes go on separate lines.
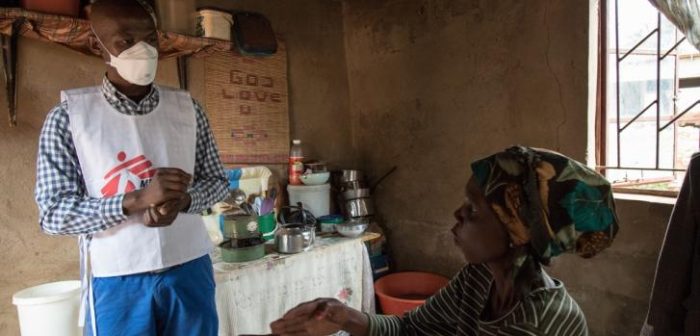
top-left (211, 234), bottom-right (376, 336)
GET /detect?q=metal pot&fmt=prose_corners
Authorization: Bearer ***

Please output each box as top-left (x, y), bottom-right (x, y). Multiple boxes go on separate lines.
top-left (344, 198), bottom-right (374, 217)
top-left (342, 188), bottom-right (371, 200)
top-left (222, 213), bottom-right (260, 239)
top-left (341, 169), bottom-right (364, 182)
top-left (219, 237), bottom-right (266, 263)
top-left (341, 180), bottom-right (366, 191)
top-left (275, 224), bottom-right (315, 254)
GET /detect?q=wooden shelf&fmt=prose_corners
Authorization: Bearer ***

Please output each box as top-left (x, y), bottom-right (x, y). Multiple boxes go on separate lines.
top-left (0, 7), bottom-right (235, 126)
top-left (0, 7), bottom-right (234, 58)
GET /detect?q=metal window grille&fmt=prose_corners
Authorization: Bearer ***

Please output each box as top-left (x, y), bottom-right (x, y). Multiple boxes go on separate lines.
top-left (601, 0), bottom-right (700, 174)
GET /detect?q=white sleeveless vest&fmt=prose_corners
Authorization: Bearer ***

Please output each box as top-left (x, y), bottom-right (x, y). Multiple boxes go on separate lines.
top-left (63, 86), bottom-right (213, 277)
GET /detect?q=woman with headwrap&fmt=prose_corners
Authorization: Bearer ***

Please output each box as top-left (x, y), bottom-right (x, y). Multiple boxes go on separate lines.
top-left (270, 146), bottom-right (619, 336)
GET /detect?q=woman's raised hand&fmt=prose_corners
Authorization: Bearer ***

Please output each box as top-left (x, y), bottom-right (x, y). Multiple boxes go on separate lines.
top-left (270, 298), bottom-right (368, 336)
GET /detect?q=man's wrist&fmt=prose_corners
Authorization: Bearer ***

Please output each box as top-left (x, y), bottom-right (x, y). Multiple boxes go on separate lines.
top-left (181, 193), bottom-right (192, 212)
top-left (122, 190), bottom-right (143, 215)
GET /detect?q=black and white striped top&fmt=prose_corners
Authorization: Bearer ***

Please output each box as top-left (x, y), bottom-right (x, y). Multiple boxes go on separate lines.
top-left (368, 264), bottom-right (587, 335)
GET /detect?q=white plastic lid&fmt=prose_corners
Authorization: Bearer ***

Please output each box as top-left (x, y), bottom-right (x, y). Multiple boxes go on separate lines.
top-left (12, 280), bottom-right (81, 306)
top-left (292, 139), bottom-right (301, 145)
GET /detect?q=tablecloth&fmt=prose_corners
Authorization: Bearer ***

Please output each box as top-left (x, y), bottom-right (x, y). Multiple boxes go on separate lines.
top-left (212, 234), bottom-right (375, 335)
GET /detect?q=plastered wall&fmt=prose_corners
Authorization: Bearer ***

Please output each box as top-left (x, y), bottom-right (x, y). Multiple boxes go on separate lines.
top-left (0, 1), bottom-right (675, 335)
top-left (341, 1), bottom-right (668, 334)
top-left (0, 1), bottom-right (352, 333)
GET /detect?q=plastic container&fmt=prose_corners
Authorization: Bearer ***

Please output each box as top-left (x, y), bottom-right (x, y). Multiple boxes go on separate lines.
top-left (258, 213), bottom-right (277, 240)
top-left (288, 140), bottom-right (304, 185)
top-left (318, 214), bottom-right (344, 233)
top-left (195, 8), bottom-right (233, 40)
top-left (374, 272), bottom-right (449, 316)
top-left (226, 166), bottom-right (273, 196)
top-left (12, 280), bottom-right (82, 336)
top-left (21, 0), bottom-right (80, 17)
top-left (287, 183), bottom-right (330, 218)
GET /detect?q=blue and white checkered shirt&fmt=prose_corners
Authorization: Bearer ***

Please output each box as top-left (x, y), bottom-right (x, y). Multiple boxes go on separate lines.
top-left (35, 77), bottom-right (229, 235)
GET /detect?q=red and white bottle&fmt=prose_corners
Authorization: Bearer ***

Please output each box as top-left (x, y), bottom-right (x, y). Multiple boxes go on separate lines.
top-left (288, 139), bottom-right (304, 185)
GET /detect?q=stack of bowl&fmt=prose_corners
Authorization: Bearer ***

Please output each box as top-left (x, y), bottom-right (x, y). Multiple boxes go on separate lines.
top-left (336, 170), bottom-right (372, 237)
top-left (288, 162), bottom-right (332, 219)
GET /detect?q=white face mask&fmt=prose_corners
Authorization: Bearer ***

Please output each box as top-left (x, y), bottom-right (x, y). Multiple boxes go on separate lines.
top-left (105, 41), bottom-right (159, 86)
top-left (92, 25), bottom-right (159, 86)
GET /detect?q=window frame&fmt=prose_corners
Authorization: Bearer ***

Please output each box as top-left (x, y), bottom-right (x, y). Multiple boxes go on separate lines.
top-left (596, 0), bottom-right (700, 198)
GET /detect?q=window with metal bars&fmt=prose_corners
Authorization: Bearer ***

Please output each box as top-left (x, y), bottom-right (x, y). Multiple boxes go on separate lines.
top-left (600, 0), bottom-right (700, 197)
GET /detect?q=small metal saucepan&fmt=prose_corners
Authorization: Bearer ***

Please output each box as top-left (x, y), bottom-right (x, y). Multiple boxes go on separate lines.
top-left (341, 169), bottom-right (364, 182)
top-left (342, 188), bottom-right (371, 200)
top-left (341, 180), bottom-right (365, 191)
top-left (275, 223), bottom-right (315, 254)
top-left (345, 198), bottom-right (374, 217)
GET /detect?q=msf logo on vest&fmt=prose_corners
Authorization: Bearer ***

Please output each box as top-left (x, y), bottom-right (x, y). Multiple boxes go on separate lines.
top-left (101, 151), bottom-right (156, 197)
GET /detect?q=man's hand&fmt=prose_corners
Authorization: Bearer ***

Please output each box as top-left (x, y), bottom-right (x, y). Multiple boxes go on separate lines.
top-left (142, 194), bottom-right (191, 227)
top-left (122, 168), bottom-right (191, 215)
top-left (270, 298), bottom-right (368, 336)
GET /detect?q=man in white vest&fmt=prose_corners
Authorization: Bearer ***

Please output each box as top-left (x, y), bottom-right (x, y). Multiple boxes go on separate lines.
top-left (34, 0), bottom-right (228, 335)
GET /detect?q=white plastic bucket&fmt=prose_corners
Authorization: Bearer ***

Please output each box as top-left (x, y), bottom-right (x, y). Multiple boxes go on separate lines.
top-left (12, 280), bottom-right (82, 336)
top-left (195, 9), bottom-right (233, 40)
top-left (288, 183), bottom-right (331, 218)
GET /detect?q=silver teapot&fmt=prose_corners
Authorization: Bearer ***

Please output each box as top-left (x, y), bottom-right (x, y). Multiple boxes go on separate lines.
top-left (275, 223), bottom-right (315, 254)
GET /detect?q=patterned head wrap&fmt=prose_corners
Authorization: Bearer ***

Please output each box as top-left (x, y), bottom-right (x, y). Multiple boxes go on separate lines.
top-left (470, 146), bottom-right (619, 265)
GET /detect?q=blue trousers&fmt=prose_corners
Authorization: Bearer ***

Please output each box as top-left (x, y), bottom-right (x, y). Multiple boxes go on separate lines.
top-left (85, 255), bottom-right (217, 336)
